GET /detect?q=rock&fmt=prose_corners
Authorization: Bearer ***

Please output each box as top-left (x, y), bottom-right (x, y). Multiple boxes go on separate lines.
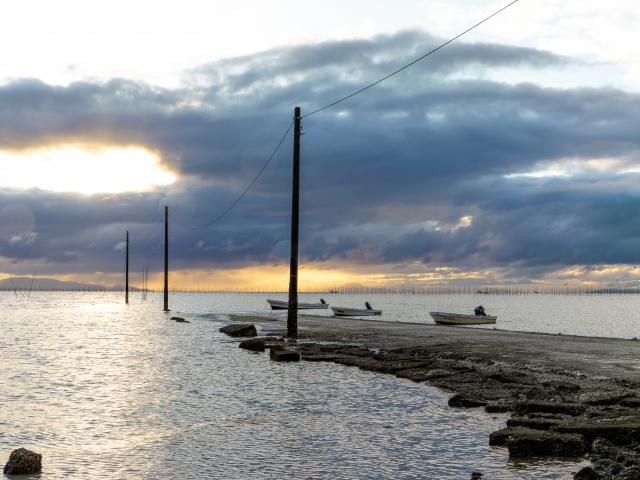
top-left (490, 427), bottom-right (587, 457)
top-left (420, 369), bottom-right (459, 380)
top-left (239, 338), bottom-right (267, 352)
top-left (574, 466), bottom-right (598, 480)
top-left (270, 346), bottom-right (301, 362)
top-left (552, 422), bottom-right (640, 445)
top-left (238, 337), bottom-right (284, 352)
top-left (620, 466), bottom-right (640, 480)
top-left (490, 427), bottom-right (533, 447)
top-left (622, 398), bottom-right (640, 408)
top-left (507, 417), bottom-right (564, 431)
top-left (485, 401), bottom-right (515, 413)
top-left (580, 390), bottom-right (634, 406)
top-left (3, 448), bottom-right (42, 475)
top-left (171, 316), bottom-right (190, 323)
top-left (514, 401), bottom-right (586, 417)
top-left (219, 324), bottom-right (257, 338)
top-left (505, 429), bottom-right (587, 458)
top-left (591, 437), bottom-right (619, 459)
top-left (448, 393), bottom-right (488, 408)
top-left (470, 472), bottom-right (483, 479)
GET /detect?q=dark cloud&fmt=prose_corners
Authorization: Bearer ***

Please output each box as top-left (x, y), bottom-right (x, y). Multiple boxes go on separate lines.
top-left (0, 30), bottom-right (638, 280)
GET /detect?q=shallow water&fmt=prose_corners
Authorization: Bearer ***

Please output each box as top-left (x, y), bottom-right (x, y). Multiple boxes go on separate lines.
top-left (168, 291), bottom-right (640, 338)
top-left (0, 292), bottom-right (594, 479)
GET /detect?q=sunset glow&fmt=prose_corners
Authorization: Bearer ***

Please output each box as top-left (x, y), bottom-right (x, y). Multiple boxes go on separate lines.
top-left (0, 145), bottom-right (176, 194)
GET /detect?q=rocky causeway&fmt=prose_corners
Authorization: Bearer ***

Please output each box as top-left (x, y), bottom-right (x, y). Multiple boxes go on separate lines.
top-left (225, 314), bottom-right (640, 479)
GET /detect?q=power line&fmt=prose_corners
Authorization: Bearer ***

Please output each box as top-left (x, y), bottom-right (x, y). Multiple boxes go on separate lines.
top-left (190, 121), bottom-right (294, 229)
top-left (183, 0), bottom-right (521, 229)
top-left (302, 0), bottom-right (521, 118)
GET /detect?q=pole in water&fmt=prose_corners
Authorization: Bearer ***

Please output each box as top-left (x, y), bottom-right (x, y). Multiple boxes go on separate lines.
top-left (125, 230), bottom-right (129, 305)
top-left (287, 106), bottom-right (301, 338)
top-left (163, 206), bottom-right (170, 312)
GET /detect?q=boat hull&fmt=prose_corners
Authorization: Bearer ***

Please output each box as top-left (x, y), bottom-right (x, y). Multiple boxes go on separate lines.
top-left (267, 300), bottom-right (329, 310)
top-left (430, 312), bottom-right (497, 325)
top-left (331, 307), bottom-right (382, 317)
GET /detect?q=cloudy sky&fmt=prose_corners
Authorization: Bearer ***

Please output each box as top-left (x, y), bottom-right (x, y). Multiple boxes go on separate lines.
top-left (0, 0), bottom-right (639, 290)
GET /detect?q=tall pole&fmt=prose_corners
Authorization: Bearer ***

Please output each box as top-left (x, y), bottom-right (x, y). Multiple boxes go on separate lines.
top-left (125, 230), bottom-right (129, 304)
top-left (163, 205), bottom-right (169, 312)
top-left (287, 107), bottom-right (301, 337)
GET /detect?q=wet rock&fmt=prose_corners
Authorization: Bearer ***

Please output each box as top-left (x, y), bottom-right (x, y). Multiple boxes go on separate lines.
top-left (239, 337), bottom-right (285, 352)
top-left (470, 472), bottom-right (483, 479)
top-left (419, 369), bottom-right (458, 380)
top-left (239, 338), bottom-right (267, 352)
top-left (489, 427), bottom-right (532, 447)
top-left (552, 422), bottom-right (640, 445)
top-left (507, 417), bottom-right (564, 431)
top-left (487, 371), bottom-right (522, 384)
top-left (580, 391), bottom-right (634, 406)
top-left (448, 393), bottom-right (488, 408)
top-left (270, 346), bottom-right (300, 362)
top-left (3, 448), bottom-right (42, 475)
top-left (620, 466), bottom-right (640, 479)
top-left (219, 324), bottom-right (257, 338)
top-left (542, 380), bottom-right (581, 393)
top-left (574, 466), bottom-right (598, 480)
top-left (506, 429), bottom-right (587, 458)
top-left (514, 401), bottom-right (586, 417)
top-left (171, 316), bottom-right (190, 323)
top-left (485, 401), bottom-right (515, 413)
top-left (301, 353), bottom-right (343, 362)
top-left (592, 438), bottom-right (619, 459)
top-left (395, 369), bottom-right (436, 382)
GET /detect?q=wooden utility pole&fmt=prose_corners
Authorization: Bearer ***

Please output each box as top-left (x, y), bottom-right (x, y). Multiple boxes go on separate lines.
top-left (125, 231), bottom-right (130, 304)
top-left (163, 206), bottom-right (170, 312)
top-left (287, 106), bottom-right (301, 337)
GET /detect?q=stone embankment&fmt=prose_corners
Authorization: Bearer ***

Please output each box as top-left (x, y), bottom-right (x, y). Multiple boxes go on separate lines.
top-left (223, 314), bottom-right (640, 479)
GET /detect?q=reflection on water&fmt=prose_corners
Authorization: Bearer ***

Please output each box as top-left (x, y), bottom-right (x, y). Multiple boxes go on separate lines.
top-left (1, 292), bottom-right (589, 479)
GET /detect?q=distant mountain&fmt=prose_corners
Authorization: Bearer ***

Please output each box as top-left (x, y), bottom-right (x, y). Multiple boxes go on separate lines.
top-left (0, 277), bottom-right (118, 291)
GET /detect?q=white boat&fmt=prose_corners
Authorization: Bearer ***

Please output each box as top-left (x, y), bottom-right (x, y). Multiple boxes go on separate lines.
top-left (267, 299), bottom-right (329, 310)
top-left (331, 302), bottom-right (382, 317)
top-left (430, 311), bottom-right (497, 326)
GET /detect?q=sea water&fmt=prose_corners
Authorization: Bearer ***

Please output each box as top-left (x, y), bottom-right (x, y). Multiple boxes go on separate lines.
top-left (0, 292), bottom-right (605, 479)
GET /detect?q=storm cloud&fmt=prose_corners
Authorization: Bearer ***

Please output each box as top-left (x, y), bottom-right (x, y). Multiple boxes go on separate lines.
top-left (0, 30), bottom-right (639, 283)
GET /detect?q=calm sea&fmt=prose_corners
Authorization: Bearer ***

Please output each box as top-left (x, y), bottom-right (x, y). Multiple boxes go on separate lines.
top-left (1, 291), bottom-right (615, 479)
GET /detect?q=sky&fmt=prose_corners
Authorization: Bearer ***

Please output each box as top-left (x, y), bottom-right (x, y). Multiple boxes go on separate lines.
top-left (0, 0), bottom-right (639, 290)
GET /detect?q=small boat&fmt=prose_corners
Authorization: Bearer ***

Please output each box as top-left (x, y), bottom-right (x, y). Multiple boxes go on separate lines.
top-left (331, 301), bottom-right (382, 317)
top-left (430, 310), bottom-right (497, 326)
top-left (267, 299), bottom-right (329, 310)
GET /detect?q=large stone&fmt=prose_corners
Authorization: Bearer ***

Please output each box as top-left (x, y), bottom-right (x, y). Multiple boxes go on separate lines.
top-left (579, 390), bottom-right (634, 406)
top-left (490, 426), bottom-right (588, 458)
top-left (448, 393), bottom-right (487, 408)
top-left (239, 338), bottom-right (266, 352)
top-left (238, 337), bottom-right (285, 352)
top-left (506, 429), bottom-right (587, 458)
top-left (219, 324), bottom-right (257, 338)
top-left (270, 347), bottom-right (301, 362)
top-left (621, 398), bottom-right (640, 408)
top-left (620, 466), bottom-right (640, 480)
top-left (489, 427), bottom-right (532, 447)
top-left (3, 448), bottom-right (42, 475)
top-left (507, 417), bottom-right (564, 431)
top-left (514, 401), bottom-right (586, 417)
top-left (171, 316), bottom-right (190, 323)
top-left (551, 422), bottom-right (640, 445)
top-left (485, 401), bottom-right (515, 413)
top-left (574, 466), bottom-right (598, 480)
